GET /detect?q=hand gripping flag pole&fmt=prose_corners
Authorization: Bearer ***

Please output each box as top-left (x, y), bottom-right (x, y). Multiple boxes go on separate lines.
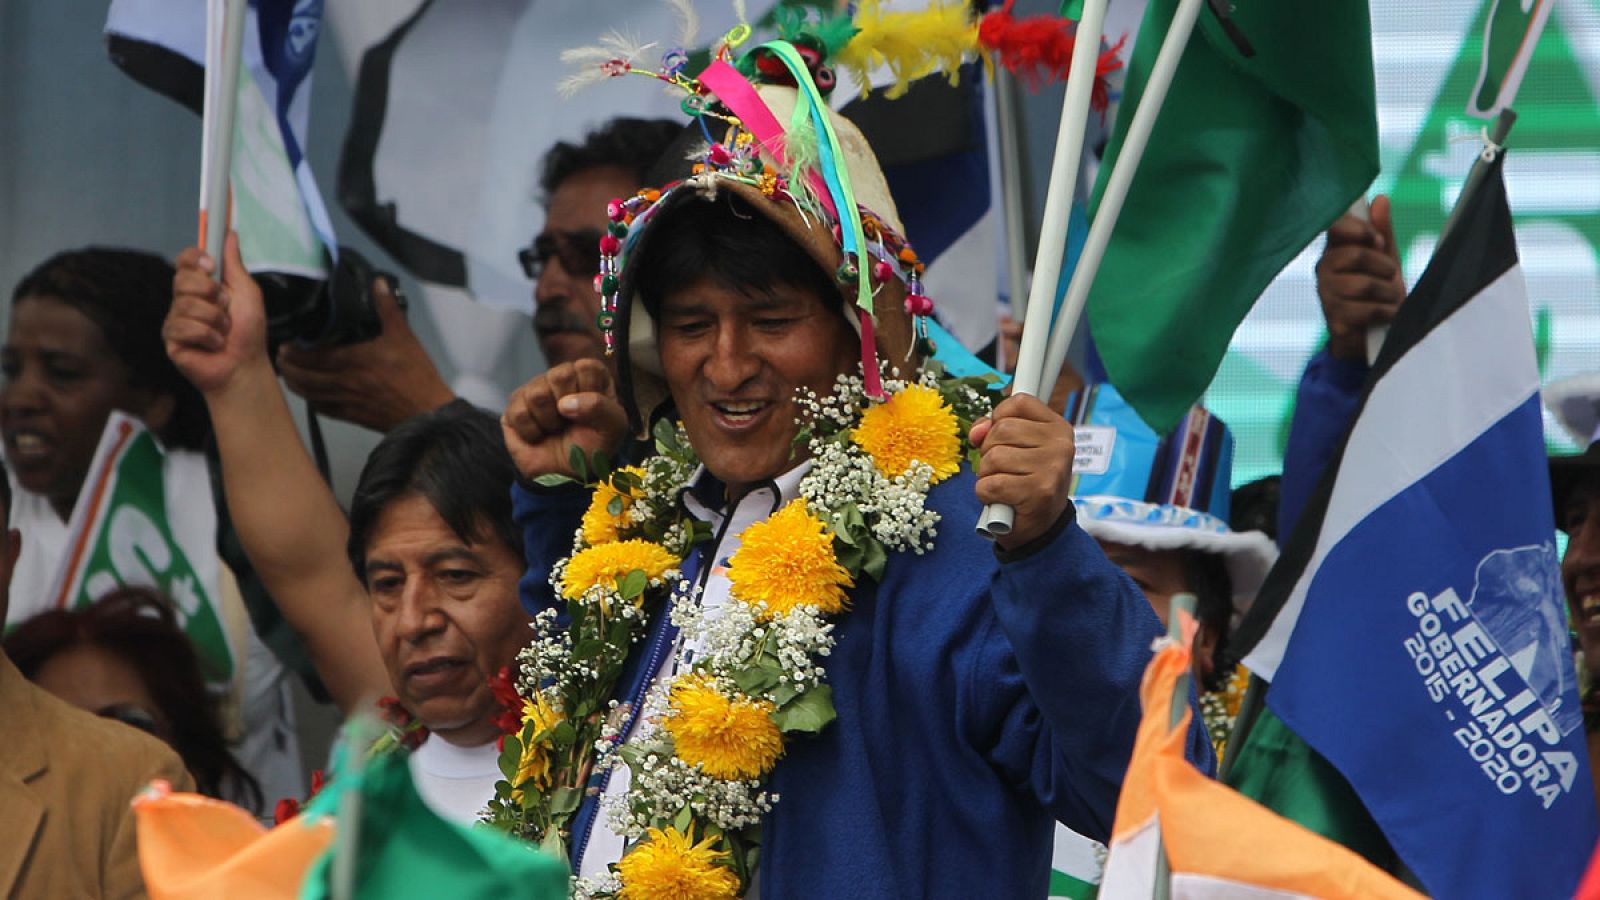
top-left (977, 0), bottom-right (1111, 539)
top-left (978, 0), bottom-right (1213, 539)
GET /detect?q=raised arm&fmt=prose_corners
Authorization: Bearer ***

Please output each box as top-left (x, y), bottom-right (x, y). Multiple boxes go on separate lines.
top-left (165, 235), bottom-right (388, 713)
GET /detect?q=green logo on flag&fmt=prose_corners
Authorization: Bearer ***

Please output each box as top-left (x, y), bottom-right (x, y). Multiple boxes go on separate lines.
top-left (61, 425), bottom-right (233, 682)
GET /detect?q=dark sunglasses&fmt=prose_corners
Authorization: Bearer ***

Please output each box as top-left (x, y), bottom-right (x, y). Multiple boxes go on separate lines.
top-left (518, 228), bottom-right (603, 281)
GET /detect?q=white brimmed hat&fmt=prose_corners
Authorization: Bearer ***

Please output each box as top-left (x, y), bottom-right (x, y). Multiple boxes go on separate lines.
top-left (1065, 383), bottom-right (1277, 616)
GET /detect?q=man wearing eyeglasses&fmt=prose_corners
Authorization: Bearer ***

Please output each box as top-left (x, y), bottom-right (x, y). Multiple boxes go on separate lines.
top-left (522, 118), bottom-right (683, 368)
top-left (278, 117), bottom-right (682, 433)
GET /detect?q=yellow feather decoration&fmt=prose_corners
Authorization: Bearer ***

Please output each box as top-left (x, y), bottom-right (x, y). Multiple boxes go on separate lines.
top-left (835, 0), bottom-right (979, 99)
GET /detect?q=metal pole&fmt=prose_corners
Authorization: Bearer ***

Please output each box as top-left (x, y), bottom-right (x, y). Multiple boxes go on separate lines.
top-left (994, 67), bottom-right (1032, 330)
top-left (1365, 109), bottom-right (1515, 366)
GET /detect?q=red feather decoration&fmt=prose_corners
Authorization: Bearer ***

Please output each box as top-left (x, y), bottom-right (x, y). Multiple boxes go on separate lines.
top-left (978, 0), bottom-right (1126, 112)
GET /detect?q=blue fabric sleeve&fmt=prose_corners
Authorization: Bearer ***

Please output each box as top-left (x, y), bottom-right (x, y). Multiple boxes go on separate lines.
top-left (513, 482), bottom-right (588, 616)
top-left (980, 520), bottom-right (1216, 841)
top-left (1279, 349), bottom-right (1367, 535)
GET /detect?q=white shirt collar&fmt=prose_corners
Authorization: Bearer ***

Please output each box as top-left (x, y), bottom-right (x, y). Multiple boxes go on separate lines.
top-left (679, 460), bottom-right (813, 524)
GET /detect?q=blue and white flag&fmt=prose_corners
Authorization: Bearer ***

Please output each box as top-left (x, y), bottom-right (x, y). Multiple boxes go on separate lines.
top-left (106, 0), bottom-right (335, 276)
top-left (1235, 152), bottom-right (1598, 898)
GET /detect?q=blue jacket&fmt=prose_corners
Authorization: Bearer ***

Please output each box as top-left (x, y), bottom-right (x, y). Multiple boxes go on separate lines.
top-left (1279, 349), bottom-right (1368, 534)
top-left (514, 468), bottom-right (1214, 898)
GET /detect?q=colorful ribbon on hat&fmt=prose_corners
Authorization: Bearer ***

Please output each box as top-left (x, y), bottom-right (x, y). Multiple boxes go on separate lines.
top-left (702, 42), bottom-right (885, 398)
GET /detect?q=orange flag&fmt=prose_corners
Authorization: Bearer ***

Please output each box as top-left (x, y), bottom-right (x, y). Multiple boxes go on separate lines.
top-left (1099, 637), bottom-right (1423, 899)
top-left (134, 781), bottom-right (334, 900)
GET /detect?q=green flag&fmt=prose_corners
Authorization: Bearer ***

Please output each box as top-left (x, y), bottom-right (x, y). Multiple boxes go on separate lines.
top-left (1222, 679), bottom-right (1400, 873)
top-left (300, 746), bottom-right (568, 900)
top-left (1084, 0), bottom-right (1379, 432)
top-left (47, 412), bottom-right (233, 682)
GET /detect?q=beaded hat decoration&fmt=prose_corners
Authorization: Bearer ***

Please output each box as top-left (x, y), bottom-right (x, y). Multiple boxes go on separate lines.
top-left (563, 0), bottom-right (1122, 403)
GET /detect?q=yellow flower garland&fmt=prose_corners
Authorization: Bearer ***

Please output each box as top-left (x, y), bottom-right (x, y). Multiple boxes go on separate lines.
top-left (615, 828), bottom-right (740, 900)
top-left (664, 676), bottom-right (785, 780)
top-left (490, 371), bottom-right (996, 898)
top-left (851, 383), bottom-right (962, 483)
top-left (727, 499), bottom-right (853, 617)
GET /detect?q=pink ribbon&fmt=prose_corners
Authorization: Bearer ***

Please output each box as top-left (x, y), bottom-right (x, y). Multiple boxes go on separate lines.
top-left (699, 60), bottom-right (838, 220)
top-left (697, 59), bottom-right (883, 398)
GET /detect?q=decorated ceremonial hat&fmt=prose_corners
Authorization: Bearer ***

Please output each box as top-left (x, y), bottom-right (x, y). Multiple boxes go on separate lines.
top-left (1065, 382), bottom-right (1277, 614)
top-left (609, 79), bottom-right (926, 430)
top-left (560, 2), bottom-right (1120, 431)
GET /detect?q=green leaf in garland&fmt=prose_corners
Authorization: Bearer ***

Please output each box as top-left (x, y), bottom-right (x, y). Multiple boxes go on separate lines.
top-left (613, 468), bottom-right (643, 493)
top-left (532, 472), bottom-right (579, 488)
top-left (592, 449), bottom-right (612, 481)
top-left (771, 684), bottom-right (836, 734)
top-left (652, 417), bottom-right (681, 455)
top-left (607, 494), bottom-right (624, 516)
top-left (835, 540), bottom-right (865, 575)
top-left (769, 681), bottom-right (799, 707)
top-left (733, 665), bottom-right (780, 696)
top-left (862, 538), bottom-right (888, 583)
top-left (673, 806), bottom-right (694, 833)
top-left (538, 828), bottom-right (566, 863)
top-left (567, 445), bottom-right (591, 483)
top-left (552, 720), bottom-right (576, 746)
top-left (498, 734), bottom-right (524, 782)
top-left (548, 786), bottom-right (581, 816)
top-left (618, 569), bottom-right (649, 601)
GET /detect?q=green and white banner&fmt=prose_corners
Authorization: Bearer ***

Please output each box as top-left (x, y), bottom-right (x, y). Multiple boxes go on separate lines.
top-left (46, 412), bottom-right (233, 683)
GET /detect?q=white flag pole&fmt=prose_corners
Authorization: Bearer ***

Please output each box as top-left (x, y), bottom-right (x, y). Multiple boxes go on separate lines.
top-left (1035, 0), bottom-right (1208, 401)
top-left (200, 0), bottom-right (247, 261)
top-left (977, 0), bottom-right (1110, 540)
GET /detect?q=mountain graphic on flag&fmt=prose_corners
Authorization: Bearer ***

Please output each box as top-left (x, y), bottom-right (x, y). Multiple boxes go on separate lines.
top-left (1467, 544), bottom-right (1580, 737)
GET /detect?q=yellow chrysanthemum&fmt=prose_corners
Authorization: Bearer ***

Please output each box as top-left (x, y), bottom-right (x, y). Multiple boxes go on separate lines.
top-left (616, 827), bottom-right (739, 900)
top-left (664, 676), bottom-right (784, 780)
top-left (581, 466), bottom-right (646, 545)
top-left (560, 539), bottom-right (679, 603)
top-left (511, 691), bottom-right (563, 801)
top-left (728, 500), bottom-right (852, 617)
top-left (851, 383), bottom-right (962, 483)
top-left (1223, 666), bottom-right (1251, 719)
